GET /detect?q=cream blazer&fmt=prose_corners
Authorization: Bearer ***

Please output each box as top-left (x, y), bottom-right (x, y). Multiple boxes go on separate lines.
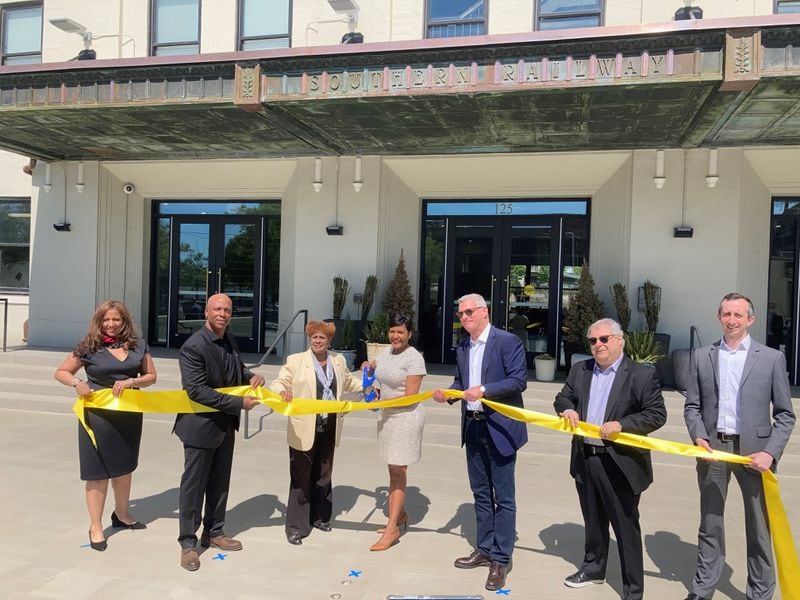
top-left (269, 349), bottom-right (362, 451)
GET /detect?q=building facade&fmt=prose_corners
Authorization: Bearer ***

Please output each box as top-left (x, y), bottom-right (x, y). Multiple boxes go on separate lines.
top-left (2, 1), bottom-right (800, 381)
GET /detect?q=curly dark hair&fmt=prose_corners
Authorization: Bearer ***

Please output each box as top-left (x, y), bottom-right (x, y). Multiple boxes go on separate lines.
top-left (73, 300), bottom-right (140, 357)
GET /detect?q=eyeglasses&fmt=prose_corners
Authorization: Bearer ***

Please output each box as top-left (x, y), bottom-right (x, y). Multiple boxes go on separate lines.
top-left (587, 335), bottom-right (617, 346)
top-left (456, 307), bottom-right (485, 319)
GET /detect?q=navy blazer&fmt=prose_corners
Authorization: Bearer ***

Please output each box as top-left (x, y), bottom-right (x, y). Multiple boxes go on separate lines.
top-left (554, 356), bottom-right (667, 495)
top-left (451, 326), bottom-right (529, 457)
top-left (174, 327), bottom-right (254, 449)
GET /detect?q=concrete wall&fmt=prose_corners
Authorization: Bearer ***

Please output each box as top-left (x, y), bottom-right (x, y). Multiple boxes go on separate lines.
top-left (19, 148), bottom-right (800, 355)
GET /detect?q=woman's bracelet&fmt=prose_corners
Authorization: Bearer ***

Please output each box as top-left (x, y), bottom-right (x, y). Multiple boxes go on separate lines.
top-left (70, 378), bottom-right (82, 388)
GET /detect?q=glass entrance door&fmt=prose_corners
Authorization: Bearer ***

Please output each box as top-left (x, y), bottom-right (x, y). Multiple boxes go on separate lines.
top-left (420, 199), bottom-right (589, 365)
top-left (150, 201), bottom-right (280, 354)
top-left (441, 217), bottom-right (559, 364)
top-left (170, 216), bottom-right (262, 351)
top-left (768, 198), bottom-right (799, 383)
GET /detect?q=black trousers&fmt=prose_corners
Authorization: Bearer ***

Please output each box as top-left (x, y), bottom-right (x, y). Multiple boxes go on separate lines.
top-left (177, 426), bottom-right (235, 548)
top-left (576, 452), bottom-right (644, 600)
top-left (286, 421), bottom-right (336, 537)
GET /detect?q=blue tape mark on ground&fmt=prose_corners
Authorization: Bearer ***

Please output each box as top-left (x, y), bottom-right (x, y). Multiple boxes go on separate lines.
top-left (212, 553), bottom-right (227, 560)
top-left (80, 543), bottom-right (91, 548)
top-left (496, 588), bottom-right (510, 596)
top-left (348, 570), bottom-right (362, 577)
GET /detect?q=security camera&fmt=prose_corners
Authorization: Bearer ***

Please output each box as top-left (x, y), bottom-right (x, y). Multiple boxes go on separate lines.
top-left (122, 183), bottom-right (135, 194)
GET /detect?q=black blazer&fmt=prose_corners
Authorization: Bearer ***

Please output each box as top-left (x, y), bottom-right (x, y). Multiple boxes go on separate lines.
top-left (554, 356), bottom-right (667, 495)
top-left (174, 327), bottom-right (254, 449)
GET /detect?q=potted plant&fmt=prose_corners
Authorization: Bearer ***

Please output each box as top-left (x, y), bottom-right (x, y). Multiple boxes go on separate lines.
top-left (362, 311), bottom-right (391, 362)
top-left (610, 282), bottom-right (631, 332)
top-left (562, 261), bottom-right (604, 366)
top-left (329, 275), bottom-right (350, 348)
top-left (639, 279), bottom-right (671, 383)
top-left (383, 249), bottom-right (415, 322)
top-left (534, 353), bottom-right (557, 382)
top-left (361, 275), bottom-right (378, 321)
top-left (334, 314), bottom-right (357, 370)
top-left (623, 330), bottom-right (664, 366)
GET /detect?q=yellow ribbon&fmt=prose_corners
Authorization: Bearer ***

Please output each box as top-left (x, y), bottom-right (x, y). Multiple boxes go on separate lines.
top-left (73, 387), bottom-right (798, 598)
top-left (482, 399), bottom-right (800, 600)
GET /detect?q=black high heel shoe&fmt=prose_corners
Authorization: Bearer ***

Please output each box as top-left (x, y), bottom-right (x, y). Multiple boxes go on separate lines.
top-left (89, 530), bottom-right (107, 552)
top-left (111, 511), bottom-right (147, 530)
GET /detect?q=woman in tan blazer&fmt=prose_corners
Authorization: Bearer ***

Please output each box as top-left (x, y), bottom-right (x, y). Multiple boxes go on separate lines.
top-left (270, 320), bottom-right (362, 545)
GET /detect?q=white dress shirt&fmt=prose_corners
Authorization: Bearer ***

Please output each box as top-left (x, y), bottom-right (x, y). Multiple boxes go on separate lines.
top-left (717, 334), bottom-right (750, 434)
top-left (466, 324), bottom-right (491, 412)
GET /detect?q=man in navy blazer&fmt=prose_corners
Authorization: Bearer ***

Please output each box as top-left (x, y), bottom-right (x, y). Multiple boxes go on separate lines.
top-left (683, 293), bottom-right (795, 600)
top-left (433, 293), bottom-right (528, 592)
top-left (554, 318), bottom-right (666, 600)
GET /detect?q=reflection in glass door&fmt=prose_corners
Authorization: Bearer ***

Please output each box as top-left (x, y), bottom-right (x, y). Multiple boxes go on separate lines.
top-left (420, 200), bottom-right (589, 365)
top-left (150, 201), bottom-right (280, 353)
top-left (768, 198), bottom-right (799, 383)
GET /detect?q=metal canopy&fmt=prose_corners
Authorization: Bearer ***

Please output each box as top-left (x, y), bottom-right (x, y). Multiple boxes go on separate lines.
top-left (0, 17), bottom-right (798, 161)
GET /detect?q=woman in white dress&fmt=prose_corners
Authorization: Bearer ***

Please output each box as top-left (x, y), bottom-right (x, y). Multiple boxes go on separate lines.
top-left (369, 314), bottom-right (427, 551)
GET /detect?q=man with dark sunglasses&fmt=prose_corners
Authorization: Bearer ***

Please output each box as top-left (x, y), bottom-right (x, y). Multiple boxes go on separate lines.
top-left (554, 318), bottom-right (666, 600)
top-left (433, 293), bottom-right (528, 592)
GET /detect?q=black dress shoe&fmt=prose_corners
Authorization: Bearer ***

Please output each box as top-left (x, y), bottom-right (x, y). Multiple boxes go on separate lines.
top-left (286, 532), bottom-right (303, 545)
top-left (563, 570), bottom-right (605, 587)
top-left (89, 530), bottom-right (107, 552)
top-left (111, 511), bottom-right (147, 530)
top-left (485, 562), bottom-right (507, 591)
top-left (313, 521), bottom-right (332, 532)
top-left (454, 549), bottom-right (492, 569)
top-left (685, 594), bottom-right (708, 600)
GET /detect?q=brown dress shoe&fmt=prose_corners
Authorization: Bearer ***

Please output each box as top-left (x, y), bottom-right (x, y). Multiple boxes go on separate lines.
top-left (454, 549), bottom-right (492, 569)
top-left (485, 562), bottom-right (507, 591)
top-left (180, 548), bottom-right (200, 571)
top-left (200, 533), bottom-right (243, 551)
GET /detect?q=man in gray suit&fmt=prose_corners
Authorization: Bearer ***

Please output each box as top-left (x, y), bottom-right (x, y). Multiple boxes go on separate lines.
top-left (683, 292), bottom-right (795, 600)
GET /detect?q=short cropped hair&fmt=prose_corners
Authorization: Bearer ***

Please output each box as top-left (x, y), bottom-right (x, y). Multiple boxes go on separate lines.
top-left (306, 320), bottom-right (335, 338)
top-left (457, 293), bottom-right (487, 308)
top-left (389, 313), bottom-right (414, 333)
top-left (718, 293), bottom-right (754, 317)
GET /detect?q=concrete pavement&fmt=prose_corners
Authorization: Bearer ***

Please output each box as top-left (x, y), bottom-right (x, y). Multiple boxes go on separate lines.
top-left (0, 347), bottom-right (798, 599)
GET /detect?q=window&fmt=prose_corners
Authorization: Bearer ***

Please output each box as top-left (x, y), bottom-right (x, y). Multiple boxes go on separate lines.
top-left (775, 0), bottom-right (800, 13)
top-left (151, 0), bottom-right (200, 56)
top-left (426, 0), bottom-right (486, 39)
top-left (537, 0), bottom-right (602, 31)
top-left (0, 198), bottom-right (30, 293)
top-left (239, 0), bottom-right (290, 50)
top-left (1, 3), bottom-right (42, 65)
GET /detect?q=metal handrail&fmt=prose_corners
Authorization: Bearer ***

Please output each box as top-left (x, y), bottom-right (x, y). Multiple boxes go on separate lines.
top-left (251, 309), bottom-right (308, 368)
top-left (244, 309), bottom-right (308, 440)
top-left (689, 325), bottom-right (702, 352)
top-left (0, 298), bottom-right (7, 352)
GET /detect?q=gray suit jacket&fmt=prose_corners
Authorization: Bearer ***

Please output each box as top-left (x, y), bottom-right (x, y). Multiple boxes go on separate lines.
top-left (684, 338), bottom-right (795, 465)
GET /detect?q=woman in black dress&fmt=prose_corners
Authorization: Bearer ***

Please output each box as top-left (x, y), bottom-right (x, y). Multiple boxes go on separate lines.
top-left (55, 300), bottom-right (157, 551)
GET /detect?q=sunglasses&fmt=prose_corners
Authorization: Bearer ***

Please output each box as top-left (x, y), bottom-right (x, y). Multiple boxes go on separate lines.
top-left (587, 335), bottom-right (616, 346)
top-left (456, 307), bottom-right (485, 319)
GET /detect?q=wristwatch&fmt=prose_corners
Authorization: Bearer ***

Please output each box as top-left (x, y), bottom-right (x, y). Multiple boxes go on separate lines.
top-left (479, 385), bottom-right (486, 396)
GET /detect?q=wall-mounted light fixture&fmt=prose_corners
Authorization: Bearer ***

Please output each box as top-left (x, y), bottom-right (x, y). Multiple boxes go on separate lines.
top-left (353, 156), bottom-right (363, 192)
top-left (75, 161), bottom-right (85, 193)
top-left (313, 158), bottom-right (323, 192)
top-left (653, 150), bottom-right (666, 189)
top-left (706, 148), bottom-right (719, 188)
top-left (43, 162), bottom-right (52, 193)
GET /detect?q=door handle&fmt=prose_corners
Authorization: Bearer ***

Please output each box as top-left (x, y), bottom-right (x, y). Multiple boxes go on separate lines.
top-left (217, 268), bottom-right (223, 292)
top-left (500, 275), bottom-right (511, 331)
top-left (205, 269), bottom-right (211, 296)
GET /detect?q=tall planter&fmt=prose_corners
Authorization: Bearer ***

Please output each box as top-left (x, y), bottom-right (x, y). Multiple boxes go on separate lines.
top-left (534, 355), bottom-right (557, 382)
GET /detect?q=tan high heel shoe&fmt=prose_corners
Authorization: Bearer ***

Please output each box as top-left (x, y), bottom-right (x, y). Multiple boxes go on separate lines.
top-left (370, 527), bottom-right (401, 552)
top-left (377, 512), bottom-right (408, 534)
